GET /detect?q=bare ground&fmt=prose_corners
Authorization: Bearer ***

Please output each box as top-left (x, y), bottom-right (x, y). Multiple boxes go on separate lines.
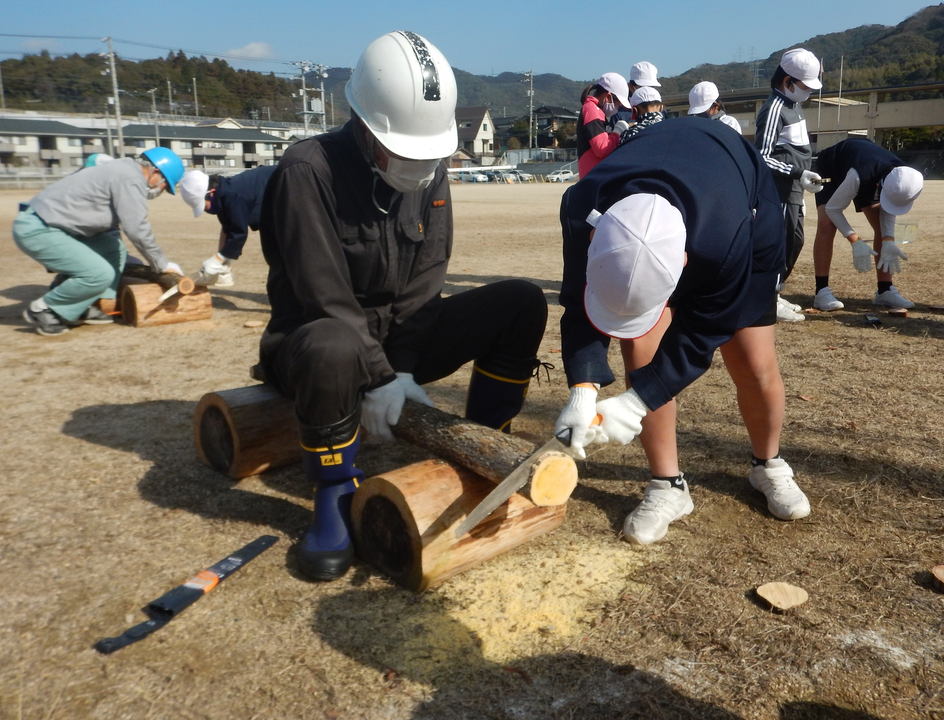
top-left (0, 181), bottom-right (942, 720)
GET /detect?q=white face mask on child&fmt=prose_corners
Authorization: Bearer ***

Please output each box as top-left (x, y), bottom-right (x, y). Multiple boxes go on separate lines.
top-left (783, 83), bottom-right (811, 103)
top-left (602, 101), bottom-right (618, 119)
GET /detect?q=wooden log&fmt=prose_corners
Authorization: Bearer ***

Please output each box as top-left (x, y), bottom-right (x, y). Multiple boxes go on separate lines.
top-left (351, 459), bottom-right (567, 592)
top-left (121, 283), bottom-right (212, 328)
top-left (193, 384), bottom-right (298, 479)
top-left (192, 386), bottom-right (578, 507)
top-left (97, 276), bottom-right (150, 315)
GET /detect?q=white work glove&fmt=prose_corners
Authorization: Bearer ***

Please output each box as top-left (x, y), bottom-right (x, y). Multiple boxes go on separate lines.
top-left (162, 261), bottom-right (183, 276)
top-left (595, 389), bottom-right (649, 446)
top-left (877, 240), bottom-right (907, 275)
top-left (612, 120), bottom-right (631, 135)
top-left (554, 385), bottom-right (600, 460)
top-left (201, 253), bottom-right (232, 277)
top-left (800, 170), bottom-right (824, 193)
top-left (361, 373), bottom-right (434, 442)
top-left (850, 239), bottom-right (878, 273)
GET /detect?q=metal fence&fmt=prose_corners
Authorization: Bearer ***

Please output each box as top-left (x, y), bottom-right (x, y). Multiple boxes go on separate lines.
top-left (0, 167), bottom-right (69, 190)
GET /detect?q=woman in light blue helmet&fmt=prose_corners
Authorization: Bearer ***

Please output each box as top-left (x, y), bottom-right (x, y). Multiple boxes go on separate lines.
top-left (12, 147), bottom-right (187, 335)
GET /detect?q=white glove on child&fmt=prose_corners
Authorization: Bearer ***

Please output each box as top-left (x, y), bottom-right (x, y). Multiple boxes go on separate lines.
top-left (554, 385), bottom-right (600, 460)
top-left (361, 373), bottom-right (434, 442)
top-left (595, 389), bottom-right (649, 446)
top-left (850, 239), bottom-right (878, 273)
top-left (877, 240), bottom-right (907, 275)
top-left (162, 261), bottom-right (183, 276)
top-left (201, 253), bottom-right (232, 277)
top-left (800, 170), bottom-right (824, 193)
top-left (612, 120), bottom-right (631, 135)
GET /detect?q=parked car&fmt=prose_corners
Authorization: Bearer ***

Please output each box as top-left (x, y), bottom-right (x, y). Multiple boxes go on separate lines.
top-left (457, 171), bottom-right (488, 183)
top-left (509, 170), bottom-right (534, 182)
top-left (547, 169), bottom-right (576, 183)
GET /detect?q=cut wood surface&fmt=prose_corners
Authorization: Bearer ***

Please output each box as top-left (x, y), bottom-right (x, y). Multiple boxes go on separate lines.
top-left (121, 283), bottom-right (212, 328)
top-left (351, 459), bottom-right (567, 592)
top-left (756, 582), bottom-right (809, 611)
top-left (192, 387), bottom-right (578, 508)
top-left (193, 384), bottom-right (298, 479)
top-left (932, 565), bottom-right (944, 589)
top-left (97, 276), bottom-right (150, 314)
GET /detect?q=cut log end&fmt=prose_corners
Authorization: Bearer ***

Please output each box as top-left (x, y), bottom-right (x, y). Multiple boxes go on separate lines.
top-left (357, 494), bottom-right (418, 587)
top-left (198, 404), bottom-right (236, 474)
top-left (527, 451), bottom-right (578, 506)
top-left (177, 276), bottom-right (197, 295)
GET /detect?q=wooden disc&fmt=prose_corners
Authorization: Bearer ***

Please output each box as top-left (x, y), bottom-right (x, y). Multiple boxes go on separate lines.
top-left (931, 565), bottom-right (944, 589)
top-left (244, 320), bottom-right (264, 328)
top-left (177, 276), bottom-right (196, 295)
top-left (888, 308), bottom-right (908, 317)
top-left (756, 581), bottom-right (808, 610)
top-left (528, 451), bottom-right (578, 506)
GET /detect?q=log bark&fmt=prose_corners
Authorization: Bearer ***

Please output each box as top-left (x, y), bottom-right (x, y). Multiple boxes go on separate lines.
top-left (121, 283), bottom-right (212, 328)
top-left (191, 386), bottom-right (577, 508)
top-left (193, 384), bottom-right (298, 479)
top-left (351, 459), bottom-right (566, 592)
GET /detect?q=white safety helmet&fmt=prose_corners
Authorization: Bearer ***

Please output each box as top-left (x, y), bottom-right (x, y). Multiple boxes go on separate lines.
top-left (345, 31), bottom-right (458, 160)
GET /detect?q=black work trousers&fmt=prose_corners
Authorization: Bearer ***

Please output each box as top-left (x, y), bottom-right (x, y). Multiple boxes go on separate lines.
top-left (268, 279), bottom-right (547, 444)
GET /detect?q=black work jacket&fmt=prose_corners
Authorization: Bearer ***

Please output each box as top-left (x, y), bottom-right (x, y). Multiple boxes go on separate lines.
top-left (259, 121), bottom-right (453, 390)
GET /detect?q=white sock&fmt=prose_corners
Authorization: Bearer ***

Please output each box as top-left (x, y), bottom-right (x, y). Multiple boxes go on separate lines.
top-left (31, 297), bottom-right (49, 312)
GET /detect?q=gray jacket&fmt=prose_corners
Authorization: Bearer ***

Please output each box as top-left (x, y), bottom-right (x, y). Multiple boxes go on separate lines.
top-left (29, 158), bottom-right (169, 270)
top-left (754, 90), bottom-right (812, 205)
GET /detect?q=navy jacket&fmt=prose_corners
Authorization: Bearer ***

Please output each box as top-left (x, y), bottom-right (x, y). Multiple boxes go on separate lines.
top-left (815, 138), bottom-right (904, 212)
top-left (212, 164), bottom-right (277, 260)
top-left (560, 118), bottom-right (785, 411)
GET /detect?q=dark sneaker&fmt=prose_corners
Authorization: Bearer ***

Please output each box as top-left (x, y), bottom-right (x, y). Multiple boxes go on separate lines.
top-left (23, 307), bottom-right (69, 336)
top-left (77, 305), bottom-right (115, 325)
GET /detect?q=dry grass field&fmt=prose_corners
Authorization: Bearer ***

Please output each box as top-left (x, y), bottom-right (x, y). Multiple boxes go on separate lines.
top-left (0, 178), bottom-right (942, 720)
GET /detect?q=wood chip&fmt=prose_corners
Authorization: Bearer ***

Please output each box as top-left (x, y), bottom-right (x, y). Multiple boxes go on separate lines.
top-left (931, 565), bottom-right (944, 589)
top-left (798, 395), bottom-right (813, 402)
top-left (888, 308), bottom-right (908, 317)
top-left (756, 581), bottom-right (808, 611)
top-left (244, 320), bottom-right (264, 328)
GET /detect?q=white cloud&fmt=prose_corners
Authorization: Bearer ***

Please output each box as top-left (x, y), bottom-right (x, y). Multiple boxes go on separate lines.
top-left (224, 42), bottom-right (276, 60)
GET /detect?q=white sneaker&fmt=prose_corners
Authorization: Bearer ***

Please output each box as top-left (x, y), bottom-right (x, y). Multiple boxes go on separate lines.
top-left (748, 458), bottom-right (810, 520)
top-left (776, 301), bottom-right (805, 323)
top-left (214, 268), bottom-right (235, 287)
top-left (873, 286), bottom-right (914, 309)
top-left (813, 287), bottom-right (844, 311)
top-left (778, 295), bottom-right (802, 313)
top-left (623, 477), bottom-right (694, 545)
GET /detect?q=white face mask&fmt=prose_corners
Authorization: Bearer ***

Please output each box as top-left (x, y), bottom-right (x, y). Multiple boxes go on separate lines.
top-left (602, 100), bottom-right (618, 119)
top-left (375, 156), bottom-right (440, 194)
top-left (783, 83), bottom-right (811, 103)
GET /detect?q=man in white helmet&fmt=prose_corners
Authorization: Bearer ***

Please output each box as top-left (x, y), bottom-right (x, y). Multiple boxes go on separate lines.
top-left (257, 31), bottom-right (548, 581)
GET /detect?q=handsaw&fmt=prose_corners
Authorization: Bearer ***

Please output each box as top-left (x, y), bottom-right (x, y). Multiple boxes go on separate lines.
top-left (454, 416), bottom-right (601, 538)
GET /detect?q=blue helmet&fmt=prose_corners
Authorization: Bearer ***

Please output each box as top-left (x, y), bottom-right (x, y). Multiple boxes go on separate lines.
top-left (141, 147), bottom-right (185, 195)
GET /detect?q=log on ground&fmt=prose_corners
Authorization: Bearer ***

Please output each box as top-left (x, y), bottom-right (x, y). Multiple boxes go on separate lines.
top-left (121, 283), bottom-right (212, 327)
top-left (351, 459), bottom-right (567, 592)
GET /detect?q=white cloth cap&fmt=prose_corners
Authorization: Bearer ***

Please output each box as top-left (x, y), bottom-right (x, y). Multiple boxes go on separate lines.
top-left (630, 86), bottom-right (662, 108)
top-left (780, 49), bottom-right (822, 90)
top-left (584, 194), bottom-right (687, 339)
top-left (597, 72), bottom-right (632, 109)
top-left (880, 167), bottom-right (923, 215)
top-left (688, 81), bottom-right (720, 114)
top-left (630, 61), bottom-right (660, 87)
top-left (180, 170), bottom-right (210, 218)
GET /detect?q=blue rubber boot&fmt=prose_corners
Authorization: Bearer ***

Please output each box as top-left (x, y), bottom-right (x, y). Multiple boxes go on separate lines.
top-left (464, 358), bottom-right (535, 433)
top-left (297, 429), bottom-right (363, 581)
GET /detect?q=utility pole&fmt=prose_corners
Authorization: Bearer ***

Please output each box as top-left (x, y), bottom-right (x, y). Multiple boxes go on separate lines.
top-left (522, 69), bottom-right (534, 149)
top-left (147, 88), bottom-right (160, 145)
top-left (103, 37), bottom-right (124, 157)
top-left (166, 79), bottom-right (174, 117)
top-left (0, 62), bottom-right (5, 110)
top-left (104, 100), bottom-right (114, 156)
top-left (193, 77), bottom-right (199, 118)
top-left (292, 61), bottom-right (315, 135)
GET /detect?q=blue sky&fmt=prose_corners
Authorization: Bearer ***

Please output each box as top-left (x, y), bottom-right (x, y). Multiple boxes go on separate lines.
top-left (0, 1), bottom-right (933, 82)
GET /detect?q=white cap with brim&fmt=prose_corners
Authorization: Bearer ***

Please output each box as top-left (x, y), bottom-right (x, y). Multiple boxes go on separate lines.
top-left (880, 166), bottom-right (923, 215)
top-left (180, 170), bottom-right (210, 218)
top-left (630, 61), bottom-right (660, 87)
top-left (584, 194), bottom-right (687, 339)
top-left (688, 81), bottom-right (719, 114)
top-left (630, 86), bottom-right (662, 108)
top-left (597, 72), bottom-right (632, 109)
top-left (780, 48), bottom-right (822, 90)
